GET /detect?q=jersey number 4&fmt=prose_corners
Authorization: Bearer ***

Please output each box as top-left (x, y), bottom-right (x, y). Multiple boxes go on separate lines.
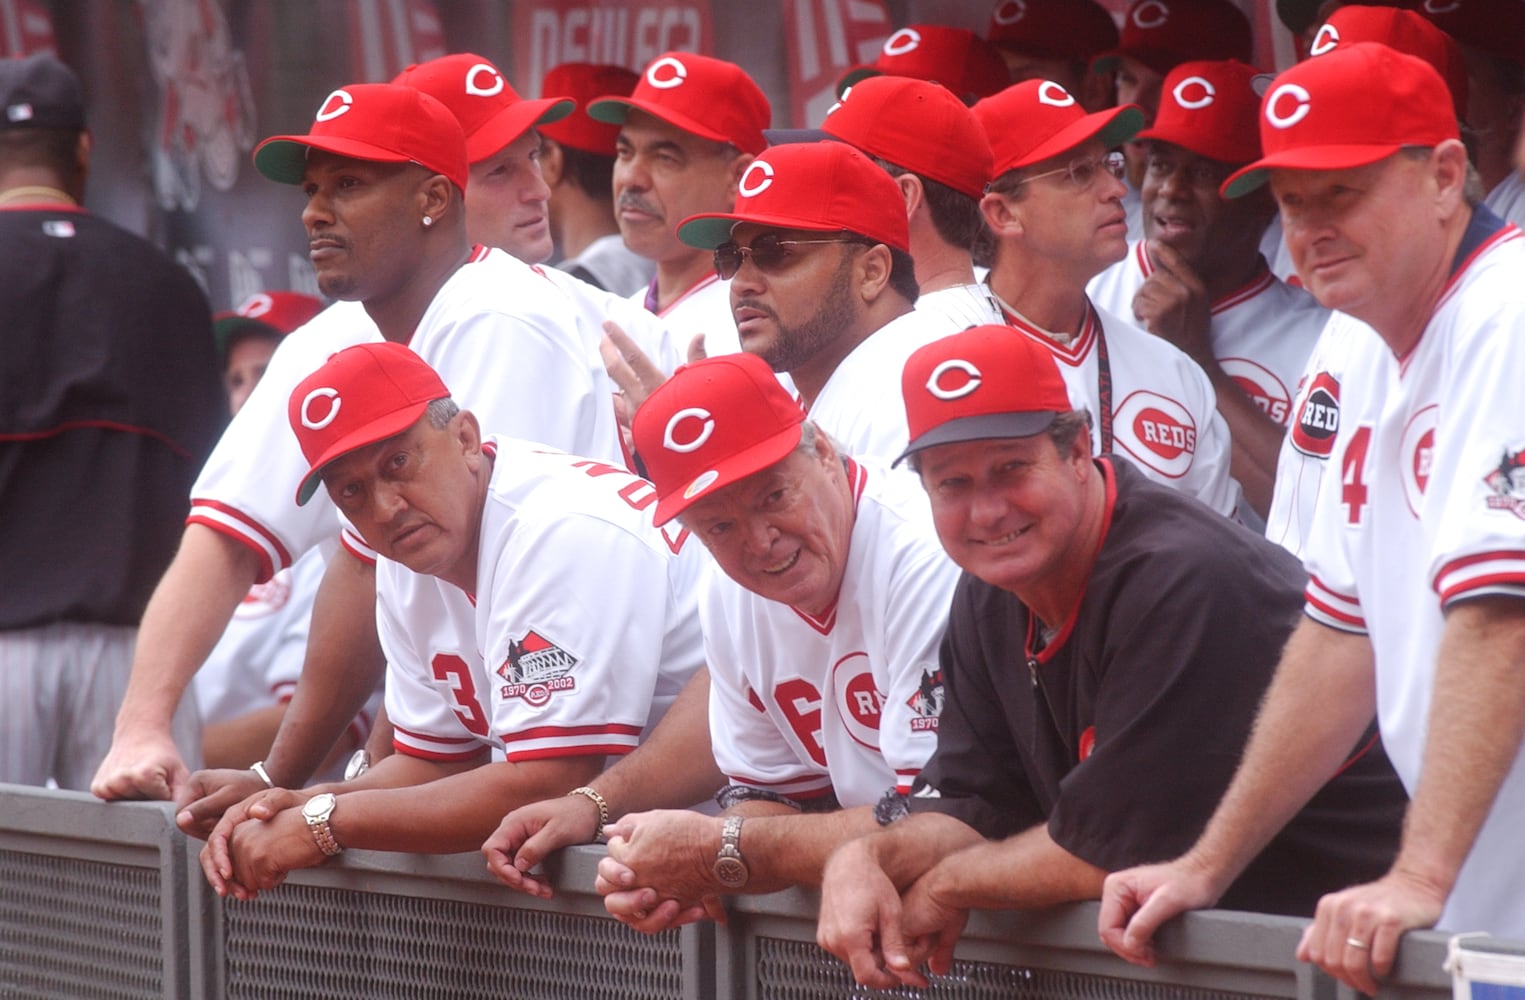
top-left (1340, 425), bottom-right (1372, 525)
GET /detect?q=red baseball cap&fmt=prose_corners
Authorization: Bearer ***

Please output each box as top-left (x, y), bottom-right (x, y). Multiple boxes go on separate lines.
top-left (1306, 6), bottom-right (1468, 118)
top-left (1093, 0), bottom-right (1254, 76)
top-left (254, 83), bottom-right (469, 192)
top-left (676, 141), bottom-right (910, 252)
top-left (538, 62), bottom-right (640, 155)
top-left (392, 54), bottom-right (572, 164)
top-left (214, 290), bottom-right (324, 363)
top-left (974, 80), bottom-right (1145, 177)
top-left (986, 0), bottom-right (1121, 64)
top-left (1222, 43), bottom-right (1460, 199)
top-left (1136, 59), bottom-right (1262, 165)
top-left (632, 352), bottom-right (806, 526)
top-left (839, 25), bottom-right (1010, 105)
top-left (1420, 0), bottom-right (1525, 71)
top-left (896, 324), bottom-right (1075, 466)
top-left (587, 52), bottom-right (770, 155)
top-left (822, 75), bottom-right (993, 199)
top-left (288, 342), bottom-right (451, 506)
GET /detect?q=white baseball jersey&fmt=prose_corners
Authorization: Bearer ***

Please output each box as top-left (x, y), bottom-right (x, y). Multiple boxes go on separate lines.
top-left (382, 437), bottom-right (706, 763)
top-left (537, 263), bottom-right (683, 382)
top-left (809, 309), bottom-right (975, 466)
top-left (1485, 170), bottom-right (1525, 231)
top-left (912, 282), bottom-right (1002, 332)
top-left (1301, 220), bottom-right (1525, 936)
top-left (1263, 311), bottom-right (1382, 558)
top-left (999, 299), bottom-right (1238, 516)
top-left (629, 271), bottom-right (740, 359)
top-left (191, 246), bottom-right (624, 581)
top-left (1088, 242), bottom-right (1327, 428)
top-left (704, 460), bottom-right (960, 807)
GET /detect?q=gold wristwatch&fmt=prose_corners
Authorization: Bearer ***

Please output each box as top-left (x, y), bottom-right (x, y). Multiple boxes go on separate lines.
top-left (712, 815), bottom-right (748, 889)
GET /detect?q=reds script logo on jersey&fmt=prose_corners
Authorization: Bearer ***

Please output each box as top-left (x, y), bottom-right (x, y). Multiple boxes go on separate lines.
top-left (1400, 405), bottom-right (1436, 517)
top-left (834, 652), bottom-right (884, 751)
top-left (496, 630), bottom-right (579, 707)
top-left (1291, 372), bottom-right (1340, 458)
top-left (906, 666), bottom-right (943, 733)
top-left (1221, 358), bottom-right (1292, 426)
top-left (1115, 391), bottom-right (1198, 478)
top-left (1485, 447), bottom-right (1525, 520)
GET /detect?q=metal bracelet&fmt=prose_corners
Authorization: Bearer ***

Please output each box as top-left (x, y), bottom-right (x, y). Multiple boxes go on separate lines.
top-left (250, 760), bottom-right (276, 788)
top-left (566, 786), bottom-right (610, 839)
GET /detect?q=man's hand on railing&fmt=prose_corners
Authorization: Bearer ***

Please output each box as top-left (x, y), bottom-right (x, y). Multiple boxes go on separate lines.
top-left (816, 837), bottom-right (922, 990)
top-left (482, 793), bottom-right (604, 900)
top-left (1097, 857), bottom-right (1223, 967)
top-left (596, 811), bottom-right (718, 934)
top-left (200, 787), bottom-right (312, 900)
top-left (90, 728), bottom-right (187, 802)
top-left (174, 768), bottom-right (268, 839)
top-left (1295, 869), bottom-right (1445, 997)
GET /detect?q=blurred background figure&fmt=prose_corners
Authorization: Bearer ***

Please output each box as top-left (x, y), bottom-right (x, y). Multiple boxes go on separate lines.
top-left (984, 0), bottom-right (1120, 110)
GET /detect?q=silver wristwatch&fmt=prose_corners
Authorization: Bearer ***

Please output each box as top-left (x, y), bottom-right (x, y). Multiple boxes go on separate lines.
top-left (301, 792), bottom-right (343, 857)
top-left (712, 815), bottom-right (748, 889)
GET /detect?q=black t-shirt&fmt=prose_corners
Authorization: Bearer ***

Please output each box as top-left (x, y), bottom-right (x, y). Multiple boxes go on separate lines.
top-left (909, 458), bottom-right (1406, 916)
top-left (0, 205), bottom-right (222, 627)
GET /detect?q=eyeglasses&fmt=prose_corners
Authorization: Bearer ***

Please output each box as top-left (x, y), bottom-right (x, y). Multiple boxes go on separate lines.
top-left (712, 233), bottom-right (869, 280)
top-left (999, 151), bottom-right (1127, 193)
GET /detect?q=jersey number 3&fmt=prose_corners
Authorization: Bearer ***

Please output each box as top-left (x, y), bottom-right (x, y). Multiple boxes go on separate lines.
top-left (432, 653), bottom-right (491, 737)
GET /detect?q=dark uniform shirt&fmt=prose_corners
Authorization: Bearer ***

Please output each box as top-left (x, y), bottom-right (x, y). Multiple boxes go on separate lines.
top-left (909, 458), bottom-right (1406, 915)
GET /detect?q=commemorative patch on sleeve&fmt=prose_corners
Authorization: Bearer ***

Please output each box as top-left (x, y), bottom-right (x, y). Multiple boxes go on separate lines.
top-left (906, 666), bottom-right (944, 732)
top-left (496, 629), bottom-right (579, 707)
top-left (1485, 446), bottom-right (1525, 519)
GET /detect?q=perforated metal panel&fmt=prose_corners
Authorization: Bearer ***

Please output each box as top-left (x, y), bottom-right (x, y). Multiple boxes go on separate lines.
top-left (754, 937), bottom-right (1283, 1000)
top-left (0, 848), bottom-right (164, 999)
top-left (222, 883), bottom-right (684, 999)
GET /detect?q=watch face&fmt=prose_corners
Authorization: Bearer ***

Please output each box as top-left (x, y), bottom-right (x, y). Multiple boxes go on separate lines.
top-left (303, 792), bottom-right (335, 821)
top-left (344, 749), bottom-right (370, 782)
top-left (714, 855), bottom-right (748, 889)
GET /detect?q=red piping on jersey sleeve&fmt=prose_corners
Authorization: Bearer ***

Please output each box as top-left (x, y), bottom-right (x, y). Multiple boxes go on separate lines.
top-left (894, 768), bottom-right (920, 795)
top-left (504, 723), bottom-right (644, 744)
top-left (508, 743), bottom-right (636, 762)
top-left (340, 527), bottom-right (378, 566)
top-left (187, 499), bottom-right (290, 583)
top-left (1432, 549), bottom-right (1525, 604)
top-left (1303, 574), bottom-right (1367, 630)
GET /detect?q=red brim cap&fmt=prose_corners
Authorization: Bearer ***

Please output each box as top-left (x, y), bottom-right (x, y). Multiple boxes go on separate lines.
top-left (980, 87), bottom-right (1145, 176)
top-left (586, 52), bottom-right (770, 156)
top-left (462, 95), bottom-right (572, 162)
top-left (294, 399), bottom-right (428, 506)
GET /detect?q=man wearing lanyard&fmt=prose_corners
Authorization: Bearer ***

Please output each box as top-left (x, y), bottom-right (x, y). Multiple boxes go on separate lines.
top-left (971, 79), bottom-right (1237, 515)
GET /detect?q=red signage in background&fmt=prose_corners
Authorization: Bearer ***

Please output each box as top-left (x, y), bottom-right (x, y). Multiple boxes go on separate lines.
top-left (783, 0), bottom-right (891, 128)
top-left (347, 0), bottom-right (447, 83)
top-left (511, 1), bottom-right (711, 97)
top-left (0, 0), bottom-right (56, 55)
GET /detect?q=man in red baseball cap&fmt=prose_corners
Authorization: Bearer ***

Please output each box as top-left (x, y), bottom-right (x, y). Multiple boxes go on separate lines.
top-left (837, 24), bottom-right (1010, 105)
top-left (1087, 59), bottom-right (1328, 523)
top-left (589, 52), bottom-right (769, 359)
top-left (199, 342), bottom-right (705, 899)
top-left (972, 79), bottom-right (1238, 517)
top-left (1092, 0), bottom-right (1255, 240)
top-left (675, 139), bottom-right (942, 464)
top-left (1102, 43), bottom-right (1525, 994)
top-left (814, 324), bottom-right (1402, 990)
top-left (818, 75), bottom-right (1002, 332)
top-left (213, 291), bottom-right (325, 417)
top-left (985, 0), bottom-right (1120, 110)
top-left (538, 62), bottom-right (655, 297)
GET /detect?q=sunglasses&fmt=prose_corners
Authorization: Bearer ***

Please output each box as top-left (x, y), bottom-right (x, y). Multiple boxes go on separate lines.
top-left (712, 233), bottom-right (869, 280)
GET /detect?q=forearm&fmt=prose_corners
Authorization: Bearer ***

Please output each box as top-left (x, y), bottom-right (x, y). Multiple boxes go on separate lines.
top-left (201, 705), bottom-right (285, 770)
top-left (922, 823), bottom-right (1103, 912)
top-left (859, 812), bottom-right (988, 892)
top-left (1206, 366), bottom-right (1283, 520)
top-left (330, 755), bottom-right (604, 854)
top-left (262, 552), bottom-right (385, 786)
top-left (114, 525), bottom-right (262, 734)
top-left (1392, 597), bottom-right (1525, 894)
top-left (589, 666), bottom-right (724, 817)
top-left (727, 805), bottom-right (881, 893)
top-left (1187, 619), bottom-right (1378, 883)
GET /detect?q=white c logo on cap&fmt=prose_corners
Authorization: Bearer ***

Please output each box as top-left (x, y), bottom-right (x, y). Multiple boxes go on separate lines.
top-left (993, 0), bottom-right (1028, 25)
top-left (1309, 23), bottom-right (1340, 56)
top-left (238, 293), bottom-right (274, 318)
top-left (739, 160), bottom-right (775, 198)
top-left (1424, 1), bottom-right (1460, 14)
top-left (927, 360), bottom-right (983, 400)
top-left (646, 56), bottom-right (688, 89)
top-left (301, 387), bottom-right (342, 430)
top-left (1172, 76), bottom-right (1216, 110)
top-left (1132, 0), bottom-right (1171, 30)
top-left (663, 408), bottom-right (715, 453)
top-left (465, 63), bottom-right (505, 97)
top-left (883, 27), bottom-right (922, 56)
top-left (1266, 83), bottom-right (1312, 129)
top-left (315, 89), bottom-right (353, 122)
top-left (1037, 81), bottom-right (1076, 108)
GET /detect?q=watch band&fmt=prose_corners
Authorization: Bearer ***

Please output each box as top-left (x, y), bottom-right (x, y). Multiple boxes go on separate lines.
top-left (712, 815), bottom-right (748, 889)
top-left (304, 794), bottom-right (343, 857)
